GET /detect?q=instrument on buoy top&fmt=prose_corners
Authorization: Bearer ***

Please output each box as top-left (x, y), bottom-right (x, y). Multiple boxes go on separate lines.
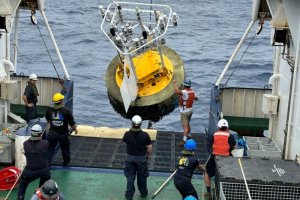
top-left (99, 1), bottom-right (184, 122)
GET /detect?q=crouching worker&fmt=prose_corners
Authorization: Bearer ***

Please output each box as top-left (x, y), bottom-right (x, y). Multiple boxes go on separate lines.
top-left (204, 119), bottom-right (236, 199)
top-left (31, 179), bottom-right (66, 200)
top-left (174, 139), bottom-right (203, 200)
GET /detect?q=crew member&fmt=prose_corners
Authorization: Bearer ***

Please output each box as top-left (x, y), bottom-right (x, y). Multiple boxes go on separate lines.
top-left (174, 139), bottom-right (203, 200)
top-left (204, 119), bottom-right (236, 199)
top-left (31, 179), bottom-right (66, 200)
top-left (18, 124), bottom-right (51, 200)
top-left (45, 93), bottom-right (78, 166)
top-left (123, 115), bottom-right (153, 200)
top-left (173, 79), bottom-right (198, 146)
top-left (22, 73), bottom-right (39, 123)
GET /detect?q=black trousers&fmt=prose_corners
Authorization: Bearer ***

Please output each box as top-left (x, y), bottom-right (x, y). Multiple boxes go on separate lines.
top-left (124, 156), bottom-right (149, 199)
top-left (17, 167), bottom-right (51, 200)
top-left (174, 174), bottom-right (198, 200)
top-left (47, 131), bottom-right (70, 165)
top-left (25, 105), bottom-right (38, 123)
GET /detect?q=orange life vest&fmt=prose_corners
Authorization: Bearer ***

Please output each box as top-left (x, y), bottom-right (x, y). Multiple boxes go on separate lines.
top-left (212, 131), bottom-right (230, 156)
top-left (179, 89), bottom-right (195, 109)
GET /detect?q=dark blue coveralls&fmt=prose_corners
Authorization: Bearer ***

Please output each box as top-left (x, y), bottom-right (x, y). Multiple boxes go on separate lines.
top-left (174, 153), bottom-right (200, 200)
top-left (123, 127), bottom-right (152, 200)
top-left (45, 106), bottom-right (76, 166)
top-left (23, 82), bottom-right (39, 122)
top-left (18, 139), bottom-right (51, 200)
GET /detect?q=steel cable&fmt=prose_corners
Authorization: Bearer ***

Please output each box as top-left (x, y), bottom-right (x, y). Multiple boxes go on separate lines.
top-left (224, 32), bottom-right (257, 86)
top-left (35, 23), bottom-right (61, 80)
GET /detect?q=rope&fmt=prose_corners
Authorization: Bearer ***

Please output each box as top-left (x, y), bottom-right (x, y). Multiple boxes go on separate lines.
top-left (224, 32), bottom-right (257, 86)
top-left (238, 158), bottom-right (253, 200)
top-left (35, 23), bottom-right (61, 80)
top-left (151, 169), bottom-right (177, 199)
top-left (63, 74), bottom-right (105, 105)
top-left (59, 73), bottom-right (131, 128)
top-left (150, 0), bottom-right (153, 21)
top-left (4, 165), bottom-right (24, 200)
top-left (201, 103), bottom-right (219, 125)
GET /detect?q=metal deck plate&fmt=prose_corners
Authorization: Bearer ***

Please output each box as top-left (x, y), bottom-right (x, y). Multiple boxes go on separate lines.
top-left (51, 131), bottom-right (209, 172)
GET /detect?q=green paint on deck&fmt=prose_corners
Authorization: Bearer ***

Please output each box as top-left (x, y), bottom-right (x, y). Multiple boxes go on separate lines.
top-left (10, 104), bottom-right (49, 120)
top-left (0, 168), bottom-right (205, 200)
top-left (225, 116), bottom-right (269, 136)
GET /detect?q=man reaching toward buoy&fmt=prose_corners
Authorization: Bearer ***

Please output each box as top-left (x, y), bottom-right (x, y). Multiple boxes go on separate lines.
top-left (173, 79), bottom-right (198, 146)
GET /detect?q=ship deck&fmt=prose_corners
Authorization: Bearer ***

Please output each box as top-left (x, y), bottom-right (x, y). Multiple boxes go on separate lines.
top-left (0, 131), bottom-right (209, 200)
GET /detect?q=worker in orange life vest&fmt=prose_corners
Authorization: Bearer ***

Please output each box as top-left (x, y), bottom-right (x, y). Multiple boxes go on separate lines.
top-left (30, 179), bottom-right (66, 200)
top-left (173, 79), bottom-right (198, 146)
top-left (204, 119), bottom-right (236, 199)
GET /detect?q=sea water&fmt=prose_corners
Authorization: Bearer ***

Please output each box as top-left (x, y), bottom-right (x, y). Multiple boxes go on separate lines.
top-left (15, 0), bottom-right (272, 133)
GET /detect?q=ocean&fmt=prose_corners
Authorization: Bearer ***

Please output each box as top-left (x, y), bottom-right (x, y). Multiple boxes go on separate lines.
top-left (15, 0), bottom-right (273, 133)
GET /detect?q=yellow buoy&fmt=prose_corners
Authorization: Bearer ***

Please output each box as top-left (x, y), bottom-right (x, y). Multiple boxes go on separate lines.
top-left (106, 45), bottom-right (184, 122)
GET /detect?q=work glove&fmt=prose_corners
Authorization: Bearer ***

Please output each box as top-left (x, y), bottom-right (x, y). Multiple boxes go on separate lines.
top-left (238, 139), bottom-right (246, 147)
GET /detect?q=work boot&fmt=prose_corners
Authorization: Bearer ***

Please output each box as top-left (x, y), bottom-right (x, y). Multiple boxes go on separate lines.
top-left (177, 140), bottom-right (185, 146)
top-left (204, 192), bottom-right (212, 199)
top-left (125, 195), bottom-right (133, 200)
top-left (63, 160), bottom-right (70, 167)
top-left (18, 196), bottom-right (25, 200)
top-left (141, 193), bottom-right (148, 198)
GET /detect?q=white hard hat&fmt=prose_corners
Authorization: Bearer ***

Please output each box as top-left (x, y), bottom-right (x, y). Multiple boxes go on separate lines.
top-left (218, 119), bottom-right (229, 128)
top-left (132, 115), bottom-right (142, 127)
top-left (30, 124), bottom-right (43, 139)
top-left (29, 73), bottom-right (38, 80)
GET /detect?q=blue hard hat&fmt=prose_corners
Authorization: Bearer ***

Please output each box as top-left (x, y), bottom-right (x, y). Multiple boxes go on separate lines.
top-left (183, 79), bottom-right (192, 87)
top-left (184, 195), bottom-right (197, 200)
top-left (184, 139), bottom-right (197, 151)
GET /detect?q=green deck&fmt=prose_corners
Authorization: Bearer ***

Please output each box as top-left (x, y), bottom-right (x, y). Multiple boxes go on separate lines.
top-left (225, 116), bottom-right (269, 137)
top-left (0, 167), bottom-right (205, 200)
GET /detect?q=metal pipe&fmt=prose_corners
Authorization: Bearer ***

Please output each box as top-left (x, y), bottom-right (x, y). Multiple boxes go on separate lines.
top-left (268, 74), bottom-right (281, 88)
top-left (100, 2), bottom-right (172, 56)
top-left (282, 67), bottom-right (294, 159)
top-left (285, 20), bottom-right (300, 159)
top-left (6, 28), bottom-right (10, 62)
top-left (215, 20), bottom-right (256, 86)
top-left (252, 0), bottom-right (261, 21)
top-left (268, 47), bottom-right (281, 139)
top-left (4, 101), bottom-right (7, 123)
top-left (13, 8), bottom-right (20, 72)
top-left (2, 59), bottom-right (15, 76)
top-left (40, 10), bottom-right (70, 80)
top-left (157, 42), bottom-right (165, 68)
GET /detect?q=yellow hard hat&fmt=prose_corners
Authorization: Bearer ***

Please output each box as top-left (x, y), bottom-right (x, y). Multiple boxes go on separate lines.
top-left (53, 93), bottom-right (64, 103)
